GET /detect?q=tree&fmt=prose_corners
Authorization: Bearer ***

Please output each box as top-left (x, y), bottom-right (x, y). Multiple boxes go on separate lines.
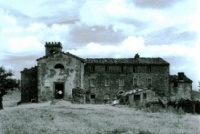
top-left (0, 66), bottom-right (19, 110)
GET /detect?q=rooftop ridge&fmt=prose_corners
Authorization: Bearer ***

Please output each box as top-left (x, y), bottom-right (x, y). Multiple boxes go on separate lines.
top-left (84, 57), bottom-right (169, 65)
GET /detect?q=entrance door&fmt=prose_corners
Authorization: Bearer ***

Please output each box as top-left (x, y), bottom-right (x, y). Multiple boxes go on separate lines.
top-left (134, 95), bottom-right (140, 101)
top-left (54, 83), bottom-right (64, 99)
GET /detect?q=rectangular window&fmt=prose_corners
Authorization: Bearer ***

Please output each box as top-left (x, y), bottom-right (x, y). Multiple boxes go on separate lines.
top-left (90, 65), bottom-right (95, 72)
top-left (134, 95), bottom-right (140, 101)
top-left (147, 66), bottom-right (151, 72)
top-left (143, 93), bottom-right (147, 99)
top-left (105, 78), bottom-right (110, 86)
top-left (133, 66), bottom-right (137, 73)
top-left (133, 78), bottom-right (138, 86)
top-left (89, 78), bottom-right (95, 87)
top-left (119, 78), bottom-right (124, 86)
top-left (120, 65), bottom-right (124, 73)
top-left (105, 65), bottom-right (109, 72)
top-left (147, 78), bottom-right (152, 86)
top-left (174, 82), bottom-right (178, 87)
top-left (91, 94), bottom-right (96, 99)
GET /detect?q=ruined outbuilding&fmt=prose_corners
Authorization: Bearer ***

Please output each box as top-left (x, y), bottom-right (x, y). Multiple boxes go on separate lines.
top-left (170, 72), bottom-right (192, 100)
top-left (20, 42), bottom-right (193, 103)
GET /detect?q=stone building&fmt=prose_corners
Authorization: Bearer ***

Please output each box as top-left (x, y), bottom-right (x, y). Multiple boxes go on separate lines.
top-left (170, 72), bottom-right (192, 100)
top-left (124, 88), bottom-right (156, 107)
top-left (20, 42), bottom-right (192, 103)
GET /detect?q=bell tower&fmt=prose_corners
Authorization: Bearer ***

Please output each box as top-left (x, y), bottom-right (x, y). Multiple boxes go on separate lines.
top-left (45, 42), bottom-right (62, 56)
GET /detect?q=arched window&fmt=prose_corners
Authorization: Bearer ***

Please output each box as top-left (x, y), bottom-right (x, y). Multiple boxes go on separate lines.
top-left (54, 64), bottom-right (64, 69)
top-left (133, 78), bottom-right (138, 86)
top-left (105, 78), bottom-right (110, 86)
top-left (117, 90), bottom-right (124, 96)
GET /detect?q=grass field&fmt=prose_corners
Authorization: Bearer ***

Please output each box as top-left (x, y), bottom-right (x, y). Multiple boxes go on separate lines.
top-left (0, 91), bottom-right (199, 134)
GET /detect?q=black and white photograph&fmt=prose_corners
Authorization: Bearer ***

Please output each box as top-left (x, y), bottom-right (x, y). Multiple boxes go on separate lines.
top-left (0, 0), bottom-right (200, 133)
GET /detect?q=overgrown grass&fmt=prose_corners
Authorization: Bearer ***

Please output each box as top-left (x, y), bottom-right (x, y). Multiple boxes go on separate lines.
top-left (3, 89), bottom-right (21, 107)
top-left (0, 100), bottom-right (199, 134)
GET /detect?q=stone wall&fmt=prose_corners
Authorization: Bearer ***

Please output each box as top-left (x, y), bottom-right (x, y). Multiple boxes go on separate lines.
top-left (170, 82), bottom-right (192, 99)
top-left (84, 64), bottom-right (169, 103)
top-left (128, 90), bottom-right (156, 107)
top-left (169, 73), bottom-right (192, 100)
top-left (37, 52), bottom-right (84, 101)
top-left (21, 66), bottom-right (38, 103)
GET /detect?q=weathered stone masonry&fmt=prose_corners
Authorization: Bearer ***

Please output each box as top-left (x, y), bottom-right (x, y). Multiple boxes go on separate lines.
top-left (36, 43), bottom-right (84, 101)
top-left (21, 66), bottom-right (37, 102)
top-left (84, 58), bottom-right (170, 103)
top-left (20, 42), bottom-right (192, 103)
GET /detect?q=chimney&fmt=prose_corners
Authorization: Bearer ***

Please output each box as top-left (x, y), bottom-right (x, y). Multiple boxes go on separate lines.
top-left (178, 72), bottom-right (184, 80)
top-left (134, 53), bottom-right (140, 59)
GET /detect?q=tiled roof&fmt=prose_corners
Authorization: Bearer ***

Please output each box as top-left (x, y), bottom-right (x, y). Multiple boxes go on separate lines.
top-left (36, 51), bottom-right (169, 65)
top-left (169, 75), bottom-right (192, 83)
top-left (122, 88), bottom-right (154, 96)
top-left (21, 66), bottom-right (38, 73)
top-left (84, 57), bottom-right (169, 65)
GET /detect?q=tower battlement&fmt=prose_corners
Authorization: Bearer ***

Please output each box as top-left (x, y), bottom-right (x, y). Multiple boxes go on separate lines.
top-left (45, 42), bottom-right (63, 55)
top-left (45, 42), bottom-right (62, 48)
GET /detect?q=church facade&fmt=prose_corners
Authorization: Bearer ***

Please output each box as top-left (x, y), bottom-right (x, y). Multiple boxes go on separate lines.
top-left (20, 42), bottom-right (192, 103)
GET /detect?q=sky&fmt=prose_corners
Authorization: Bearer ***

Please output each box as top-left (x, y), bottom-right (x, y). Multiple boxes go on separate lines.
top-left (0, 0), bottom-right (199, 90)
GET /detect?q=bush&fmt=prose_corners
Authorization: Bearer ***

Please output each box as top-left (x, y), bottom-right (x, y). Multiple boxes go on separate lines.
top-left (178, 99), bottom-right (194, 113)
top-left (167, 99), bottom-right (200, 114)
top-left (195, 100), bottom-right (200, 114)
top-left (72, 87), bottom-right (85, 104)
top-left (142, 99), bottom-right (200, 114)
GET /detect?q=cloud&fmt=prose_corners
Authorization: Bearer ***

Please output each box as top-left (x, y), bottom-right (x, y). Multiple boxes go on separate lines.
top-left (69, 36), bottom-right (144, 58)
top-left (68, 23), bottom-right (126, 45)
top-left (1, 54), bottom-right (38, 79)
top-left (79, 0), bottom-right (139, 34)
top-left (0, 0), bottom-right (82, 26)
top-left (38, 0), bottom-right (84, 18)
top-left (79, 0), bottom-right (191, 36)
top-left (187, 0), bottom-right (200, 41)
top-left (0, 16), bottom-right (70, 54)
top-left (132, 0), bottom-right (183, 9)
top-left (69, 36), bottom-right (195, 58)
top-left (5, 36), bottom-right (43, 54)
top-left (143, 25), bottom-right (197, 45)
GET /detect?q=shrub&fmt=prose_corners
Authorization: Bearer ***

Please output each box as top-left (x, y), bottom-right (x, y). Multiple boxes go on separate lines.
top-left (72, 87), bottom-right (85, 104)
top-left (194, 100), bottom-right (200, 114)
top-left (167, 99), bottom-right (200, 114)
top-left (178, 99), bottom-right (194, 113)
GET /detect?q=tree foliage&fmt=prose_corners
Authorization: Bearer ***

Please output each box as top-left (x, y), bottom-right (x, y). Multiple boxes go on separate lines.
top-left (0, 67), bottom-right (18, 95)
top-left (0, 66), bottom-right (19, 110)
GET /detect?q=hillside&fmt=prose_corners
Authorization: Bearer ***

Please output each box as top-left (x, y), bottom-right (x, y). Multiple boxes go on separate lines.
top-left (0, 91), bottom-right (200, 134)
